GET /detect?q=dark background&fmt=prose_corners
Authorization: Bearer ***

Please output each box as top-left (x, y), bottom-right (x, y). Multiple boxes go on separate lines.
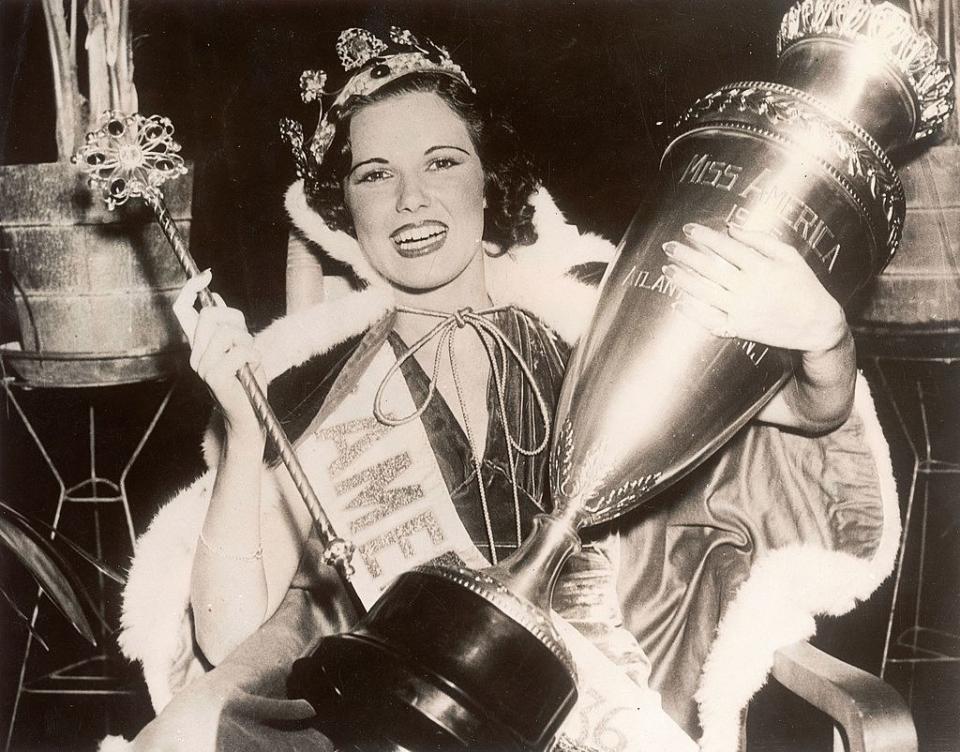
top-left (1, 1), bottom-right (957, 750)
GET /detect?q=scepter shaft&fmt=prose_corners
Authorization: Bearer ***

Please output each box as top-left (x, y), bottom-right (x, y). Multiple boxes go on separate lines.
top-left (141, 191), bottom-right (355, 577)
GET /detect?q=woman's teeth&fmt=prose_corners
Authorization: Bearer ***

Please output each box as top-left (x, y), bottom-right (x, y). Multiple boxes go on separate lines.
top-left (392, 225), bottom-right (448, 257)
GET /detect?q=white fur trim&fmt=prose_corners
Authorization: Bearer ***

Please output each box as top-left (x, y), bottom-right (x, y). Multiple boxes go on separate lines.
top-left (254, 285), bottom-right (393, 380)
top-left (525, 189), bottom-right (617, 272)
top-left (118, 473), bottom-right (211, 712)
top-left (199, 285), bottom-right (392, 465)
top-left (284, 180), bottom-right (387, 288)
top-left (486, 252), bottom-right (601, 345)
top-left (695, 373), bottom-right (901, 752)
top-left (485, 189), bottom-right (615, 344)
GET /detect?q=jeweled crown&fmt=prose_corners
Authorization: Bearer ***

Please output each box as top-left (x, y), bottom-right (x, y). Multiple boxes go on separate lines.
top-left (281, 27), bottom-right (474, 179)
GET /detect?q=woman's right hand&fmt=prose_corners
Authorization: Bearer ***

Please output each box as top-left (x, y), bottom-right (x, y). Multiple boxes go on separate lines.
top-left (174, 271), bottom-right (267, 439)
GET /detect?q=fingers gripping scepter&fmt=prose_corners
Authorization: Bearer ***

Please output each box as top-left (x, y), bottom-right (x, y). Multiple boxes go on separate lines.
top-left (73, 112), bottom-right (356, 581)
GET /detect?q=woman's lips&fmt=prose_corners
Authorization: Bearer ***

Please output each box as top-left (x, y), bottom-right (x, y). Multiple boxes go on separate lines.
top-left (391, 221), bottom-right (448, 258)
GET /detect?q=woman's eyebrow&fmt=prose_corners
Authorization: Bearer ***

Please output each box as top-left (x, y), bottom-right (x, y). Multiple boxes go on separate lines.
top-left (425, 145), bottom-right (470, 156)
top-left (348, 157), bottom-right (388, 176)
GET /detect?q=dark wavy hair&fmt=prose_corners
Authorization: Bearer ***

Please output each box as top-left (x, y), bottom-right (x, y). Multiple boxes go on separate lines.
top-left (304, 71), bottom-right (540, 251)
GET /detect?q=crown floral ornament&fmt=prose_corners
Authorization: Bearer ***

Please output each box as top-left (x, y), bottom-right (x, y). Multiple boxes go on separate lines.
top-left (280, 27), bottom-right (474, 179)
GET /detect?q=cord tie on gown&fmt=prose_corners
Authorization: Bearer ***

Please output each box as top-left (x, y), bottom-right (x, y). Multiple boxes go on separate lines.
top-left (373, 305), bottom-right (551, 564)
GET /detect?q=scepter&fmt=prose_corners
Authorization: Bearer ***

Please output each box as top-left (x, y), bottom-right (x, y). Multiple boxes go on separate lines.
top-left (73, 112), bottom-right (356, 580)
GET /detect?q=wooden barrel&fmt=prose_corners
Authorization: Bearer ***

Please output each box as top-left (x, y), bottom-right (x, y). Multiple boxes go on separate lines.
top-left (0, 161), bottom-right (191, 386)
top-left (851, 144), bottom-right (960, 360)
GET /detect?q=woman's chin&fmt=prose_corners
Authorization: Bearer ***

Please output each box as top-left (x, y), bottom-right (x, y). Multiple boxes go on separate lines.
top-left (387, 272), bottom-right (461, 295)
top-left (383, 260), bottom-right (479, 295)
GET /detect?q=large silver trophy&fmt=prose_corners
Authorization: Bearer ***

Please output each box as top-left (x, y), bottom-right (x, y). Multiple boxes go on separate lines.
top-left (291, 2), bottom-right (954, 750)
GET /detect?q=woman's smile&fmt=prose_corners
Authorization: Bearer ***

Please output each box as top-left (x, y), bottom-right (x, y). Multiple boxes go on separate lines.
top-left (391, 220), bottom-right (449, 257)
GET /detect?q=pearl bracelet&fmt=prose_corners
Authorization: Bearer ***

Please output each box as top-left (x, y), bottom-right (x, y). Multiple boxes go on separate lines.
top-left (198, 529), bottom-right (263, 561)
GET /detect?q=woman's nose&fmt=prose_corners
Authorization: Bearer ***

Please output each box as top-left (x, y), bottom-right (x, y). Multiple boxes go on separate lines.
top-left (396, 175), bottom-right (430, 213)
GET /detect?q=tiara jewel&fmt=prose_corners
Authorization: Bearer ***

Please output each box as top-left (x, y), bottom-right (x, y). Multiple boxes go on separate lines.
top-left (338, 28), bottom-right (388, 70)
top-left (280, 26), bottom-right (474, 180)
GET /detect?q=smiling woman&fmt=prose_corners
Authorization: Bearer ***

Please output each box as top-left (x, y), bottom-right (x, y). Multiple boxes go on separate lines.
top-left (106, 23), bottom-right (898, 752)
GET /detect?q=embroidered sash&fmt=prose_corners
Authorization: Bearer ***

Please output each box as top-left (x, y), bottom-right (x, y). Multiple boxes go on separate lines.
top-left (291, 339), bottom-right (694, 751)
top-left (305, 343), bottom-right (490, 601)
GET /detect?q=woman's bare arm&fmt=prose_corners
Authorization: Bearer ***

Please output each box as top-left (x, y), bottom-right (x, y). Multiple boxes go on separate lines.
top-left (174, 273), bottom-right (304, 665)
top-left (190, 425), bottom-right (269, 665)
top-left (755, 321), bottom-right (856, 434)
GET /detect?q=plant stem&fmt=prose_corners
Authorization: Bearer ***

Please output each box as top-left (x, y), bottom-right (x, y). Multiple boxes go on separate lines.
top-left (41, 0), bottom-right (83, 159)
top-left (69, 0), bottom-right (77, 61)
top-left (116, 0), bottom-right (137, 113)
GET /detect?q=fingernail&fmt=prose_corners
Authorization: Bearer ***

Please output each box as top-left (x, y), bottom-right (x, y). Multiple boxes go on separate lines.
top-left (662, 263), bottom-right (677, 278)
top-left (682, 223), bottom-right (700, 238)
top-left (662, 241), bottom-right (677, 257)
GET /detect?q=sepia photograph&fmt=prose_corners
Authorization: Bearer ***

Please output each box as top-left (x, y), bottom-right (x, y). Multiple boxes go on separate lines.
top-left (1, 0), bottom-right (957, 750)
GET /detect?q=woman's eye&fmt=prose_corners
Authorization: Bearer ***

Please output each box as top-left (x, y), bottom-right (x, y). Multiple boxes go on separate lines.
top-left (357, 169), bottom-right (390, 183)
top-left (428, 157), bottom-right (460, 171)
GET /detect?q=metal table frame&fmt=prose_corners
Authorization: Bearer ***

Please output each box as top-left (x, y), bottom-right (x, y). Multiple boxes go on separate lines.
top-left (1, 375), bottom-right (176, 751)
top-left (868, 358), bottom-right (960, 698)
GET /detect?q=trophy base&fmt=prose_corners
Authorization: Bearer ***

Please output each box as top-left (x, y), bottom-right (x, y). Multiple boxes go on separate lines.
top-left (289, 566), bottom-right (577, 752)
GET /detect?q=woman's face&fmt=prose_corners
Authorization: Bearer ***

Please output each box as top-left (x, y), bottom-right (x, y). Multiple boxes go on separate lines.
top-left (343, 91), bottom-right (486, 292)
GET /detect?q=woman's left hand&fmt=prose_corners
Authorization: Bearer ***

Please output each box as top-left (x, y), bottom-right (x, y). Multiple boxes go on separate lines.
top-left (663, 222), bottom-right (847, 354)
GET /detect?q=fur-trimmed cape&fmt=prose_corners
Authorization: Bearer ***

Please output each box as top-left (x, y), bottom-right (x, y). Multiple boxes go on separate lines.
top-left (110, 184), bottom-right (899, 752)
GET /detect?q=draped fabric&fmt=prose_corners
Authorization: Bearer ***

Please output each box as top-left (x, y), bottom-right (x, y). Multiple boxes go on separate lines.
top-left (614, 408), bottom-right (885, 735)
